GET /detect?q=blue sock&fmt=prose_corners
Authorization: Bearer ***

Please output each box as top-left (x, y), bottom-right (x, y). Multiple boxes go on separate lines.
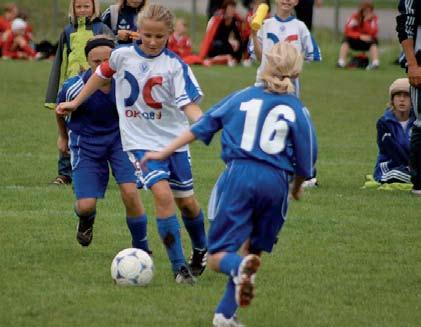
top-left (219, 253), bottom-right (243, 277)
top-left (215, 278), bottom-right (238, 319)
top-left (182, 209), bottom-right (207, 250)
top-left (126, 214), bottom-right (150, 253)
top-left (157, 215), bottom-right (185, 272)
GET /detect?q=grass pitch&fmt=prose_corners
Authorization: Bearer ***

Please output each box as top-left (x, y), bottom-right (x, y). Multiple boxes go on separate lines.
top-left (1, 38), bottom-right (420, 326)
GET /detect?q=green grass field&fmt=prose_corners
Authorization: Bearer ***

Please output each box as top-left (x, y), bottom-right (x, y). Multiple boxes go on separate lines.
top-left (1, 30), bottom-right (421, 326)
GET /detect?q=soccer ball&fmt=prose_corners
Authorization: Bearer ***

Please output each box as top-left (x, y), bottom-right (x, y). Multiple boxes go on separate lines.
top-left (111, 248), bottom-right (154, 286)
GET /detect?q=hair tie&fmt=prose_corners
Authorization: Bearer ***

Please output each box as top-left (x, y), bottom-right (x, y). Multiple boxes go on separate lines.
top-left (84, 38), bottom-right (115, 57)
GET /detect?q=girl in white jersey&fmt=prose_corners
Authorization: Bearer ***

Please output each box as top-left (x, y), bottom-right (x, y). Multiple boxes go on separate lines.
top-left (250, 0), bottom-right (321, 97)
top-left (57, 4), bottom-right (207, 284)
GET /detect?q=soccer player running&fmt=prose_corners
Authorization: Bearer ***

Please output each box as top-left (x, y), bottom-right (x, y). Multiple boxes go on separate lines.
top-left (56, 4), bottom-right (207, 284)
top-left (56, 36), bottom-right (151, 254)
top-left (140, 42), bottom-right (317, 327)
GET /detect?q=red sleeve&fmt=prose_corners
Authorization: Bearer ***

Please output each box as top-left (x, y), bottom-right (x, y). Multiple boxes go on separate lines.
top-left (96, 60), bottom-right (115, 79)
top-left (1, 33), bottom-right (18, 58)
top-left (344, 13), bottom-right (361, 39)
top-left (366, 16), bottom-right (378, 38)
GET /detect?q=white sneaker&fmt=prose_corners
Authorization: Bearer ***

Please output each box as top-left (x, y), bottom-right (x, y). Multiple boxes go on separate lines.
top-left (234, 254), bottom-right (261, 307)
top-left (213, 313), bottom-right (245, 327)
top-left (411, 189), bottom-right (421, 196)
top-left (302, 177), bottom-right (319, 188)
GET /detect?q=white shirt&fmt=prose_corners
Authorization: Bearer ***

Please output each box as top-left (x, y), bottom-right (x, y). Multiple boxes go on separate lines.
top-left (97, 43), bottom-right (203, 152)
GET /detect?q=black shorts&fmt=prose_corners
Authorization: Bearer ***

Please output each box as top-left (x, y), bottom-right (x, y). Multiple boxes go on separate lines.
top-left (344, 37), bottom-right (378, 51)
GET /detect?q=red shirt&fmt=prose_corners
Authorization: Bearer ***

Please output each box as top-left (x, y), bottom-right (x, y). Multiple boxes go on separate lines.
top-left (2, 30), bottom-right (36, 58)
top-left (168, 33), bottom-right (192, 58)
top-left (344, 12), bottom-right (378, 40)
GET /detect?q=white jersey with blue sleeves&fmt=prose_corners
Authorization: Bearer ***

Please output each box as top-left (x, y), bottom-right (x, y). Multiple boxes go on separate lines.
top-left (250, 15), bottom-right (322, 86)
top-left (108, 43), bottom-right (203, 152)
top-left (191, 86), bottom-right (316, 178)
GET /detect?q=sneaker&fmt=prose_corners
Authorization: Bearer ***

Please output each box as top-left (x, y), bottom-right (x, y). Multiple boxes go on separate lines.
top-left (234, 254), bottom-right (261, 307)
top-left (336, 62), bottom-right (345, 69)
top-left (50, 175), bottom-right (71, 185)
top-left (302, 177), bottom-right (319, 188)
top-left (174, 264), bottom-right (196, 285)
top-left (76, 217), bottom-right (94, 246)
top-left (188, 248), bottom-right (207, 276)
top-left (212, 313), bottom-right (245, 327)
top-left (411, 189), bottom-right (421, 196)
top-left (366, 63), bottom-right (379, 70)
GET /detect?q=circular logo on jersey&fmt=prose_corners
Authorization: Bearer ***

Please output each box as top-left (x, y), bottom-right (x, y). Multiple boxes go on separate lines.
top-left (279, 25), bottom-right (286, 32)
top-left (140, 62), bottom-right (149, 73)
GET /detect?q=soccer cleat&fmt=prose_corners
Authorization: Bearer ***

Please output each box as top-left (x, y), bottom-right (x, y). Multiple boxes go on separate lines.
top-left (188, 248), bottom-right (208, 276)
top-left (76, 217), bottom-right (94, 247)
top-left (174, 264), bottom-right (196, 285)
top-left (212, 313), bottom-right (245, 327)
top-left (302, 177), bottom-right (319, 188)
top-left (234, 254), bottom-right (261, 308)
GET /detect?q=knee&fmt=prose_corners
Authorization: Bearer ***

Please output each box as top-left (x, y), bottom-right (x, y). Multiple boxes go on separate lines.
top-left (76, 199), bottom-right (96, 216)
top-left (120, 185), bottom-right (139, 205)
top-left (207, 253), bottom-right (219, 272)
top-left (176, 196), bottom-right (200, 217)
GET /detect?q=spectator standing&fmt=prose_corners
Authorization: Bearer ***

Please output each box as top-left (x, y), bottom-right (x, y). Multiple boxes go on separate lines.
top-left (0, 3), bottom-right (18, 55)
top-left (294, 0), bottom-right (323, 31)
top-left (101, 0), bottom-right (147, 45)
top-left (44, 0), bottom-right (113, 186)
top-left (337, 0), bottom-right (379, 70)
top-left (397, 0), bottom-right (421, 196)
top-left (373, 78), bottom-right (415, 184)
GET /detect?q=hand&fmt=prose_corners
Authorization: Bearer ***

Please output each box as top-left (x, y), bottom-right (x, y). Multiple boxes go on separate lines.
top-left (407, 65), bottom-right (421, 88)
top-left (56, 101), bottom-right (78, 116)
top-left (139, 151), bottom-right (167, 171)
top-left (57, 135), bottom-right (69, 154)
top-left (129, 31), bottom-right (141, 40)
top-left (117, 30), bottom-right (131, 41)
top-left (229, 39), bottom-right (240, 52)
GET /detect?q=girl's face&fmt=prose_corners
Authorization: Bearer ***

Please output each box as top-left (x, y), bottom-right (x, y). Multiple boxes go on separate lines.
top-left (139, 19), bottom-right (170, 56)
top-left (74, 0), bottom-right (94, 18)
top-left (276, 0), bottom-right (298, 15)
top-left (225, 4), bottom-right (236, 18)
top-left (127, 0), bottom-right (144, 9)
top-left (393, 92), bottom-right (411, 114)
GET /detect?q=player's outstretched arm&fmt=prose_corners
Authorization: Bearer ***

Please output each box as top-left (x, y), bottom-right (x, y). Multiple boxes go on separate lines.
top-left (183, 103), bottom-right (203, 123)
top-left (140, 130), bottom-right (197, 169)
top-left (56, 74), bottom-right (110, 116)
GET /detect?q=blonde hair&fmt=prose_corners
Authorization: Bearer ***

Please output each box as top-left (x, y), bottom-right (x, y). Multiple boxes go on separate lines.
top-left (116, 0), bottom-right (147, 13)
top-left (260, 42), bottom-right (303, 94)
top-left (68, 0), bottom-right (100, 24)
top-left (137, 4), bottom-right (174, 32)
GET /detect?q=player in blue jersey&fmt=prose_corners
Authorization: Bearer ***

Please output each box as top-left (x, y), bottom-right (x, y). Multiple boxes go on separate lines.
top-left (56, 36), bottom-right (151, 254)
top-left (140, 42), bottom-right (317, 327)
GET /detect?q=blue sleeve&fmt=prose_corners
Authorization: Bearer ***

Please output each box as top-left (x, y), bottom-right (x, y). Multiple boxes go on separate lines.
top-left (101, 8), bottom-right (112, 30)
top-left (191, 91), bottom-right (238, 144)
top-left (56, 76), bottom-right (83, 104)
top-left (291, 107), bottom-right (317, 178)
top-left (376, 119), bottom-right (409, 164)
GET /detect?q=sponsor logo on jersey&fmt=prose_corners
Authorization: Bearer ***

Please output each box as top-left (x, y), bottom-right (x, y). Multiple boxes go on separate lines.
top-left (140, 62), bottom-right (149, 73)
top-left (125, 109), bottom-right (162, 120)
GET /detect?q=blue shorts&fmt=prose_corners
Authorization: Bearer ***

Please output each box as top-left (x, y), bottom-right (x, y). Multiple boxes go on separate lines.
top-left (207, 160), bottom-right (289, 254)
top-left (128, 150), bottom-right (194, 198)
top-left (69, 131), bottom-right (136, 199)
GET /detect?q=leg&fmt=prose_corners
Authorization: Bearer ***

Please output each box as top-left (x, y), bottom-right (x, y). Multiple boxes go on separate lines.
top-left (176, 196), bottom-right (208, 276)
top-left (74, 198), bottom-right (97, 246)
top-left (52, 152), bottom-right (72, 185)
top-left (368, 43), bottom-right (380, 68)
top-left (337, 42), bottom-right (349, 67)
top-left (119, 182), bottom-right (151, 253)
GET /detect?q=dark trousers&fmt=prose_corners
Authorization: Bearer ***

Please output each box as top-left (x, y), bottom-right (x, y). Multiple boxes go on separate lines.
top-left (58, 152), bottom-right (72, 180)
top-left (410, 86), bottom-right (421, 190)
top-left (295, 0), bottom-right (315, 31)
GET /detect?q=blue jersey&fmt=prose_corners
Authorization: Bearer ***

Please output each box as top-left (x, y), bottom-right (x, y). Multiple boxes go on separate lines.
top-left (57, 69), bottom-right (119, 136)
top-left (191, 86), bottom-right (316, 178)
top-left (101, 5), bottom-right (138, 44)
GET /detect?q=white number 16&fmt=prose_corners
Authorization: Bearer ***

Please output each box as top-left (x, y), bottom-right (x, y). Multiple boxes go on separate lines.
top-left (240, 99), bottom-right (296, 154)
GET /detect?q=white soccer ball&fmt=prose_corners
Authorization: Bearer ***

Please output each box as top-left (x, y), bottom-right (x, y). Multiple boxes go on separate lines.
top-left (111, 248), bottom-right (154, 286)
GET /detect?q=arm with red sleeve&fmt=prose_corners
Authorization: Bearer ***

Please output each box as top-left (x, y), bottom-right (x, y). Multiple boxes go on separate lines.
top-left (344, 13), bottom-right (361, 39)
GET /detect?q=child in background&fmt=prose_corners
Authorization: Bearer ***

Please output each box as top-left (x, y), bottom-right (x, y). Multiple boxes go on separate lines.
top-left (44, 0), bottom-right (113, 186)
top-left (337, 0), bottom-right (379, 70)
top-left (0, 3), bottom-right (19, 55)
top-left (101, 0), bottom-right (147, 44)
top-left (56, 4), bottom-right (207, 284)
top-left (1, 18), bottom-right (37, 59)
top-left (373, 78), bottom-right (415, 184)
top-left (139, 42), bottom-right (316, 327)
top-left (250, 0), bottom-right (321, 97)
top-left (168, 18), bottom-right (193, 60)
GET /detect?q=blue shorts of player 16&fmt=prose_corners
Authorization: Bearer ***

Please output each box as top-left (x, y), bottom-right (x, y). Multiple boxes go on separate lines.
top-left (207, 159), bottom-right (289, 254)
top-left (128, 150), bottom-right (195, 198)
top-left (69, 131), bottom-right (136, 200)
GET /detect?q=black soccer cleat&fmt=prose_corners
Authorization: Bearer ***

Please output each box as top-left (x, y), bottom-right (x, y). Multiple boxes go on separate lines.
top-left (174, 264), bottom-right (196, 285)
top-left (188, 248), bottom-right (208, 277)
top-left (76, 217), bottom-right (94, 247)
